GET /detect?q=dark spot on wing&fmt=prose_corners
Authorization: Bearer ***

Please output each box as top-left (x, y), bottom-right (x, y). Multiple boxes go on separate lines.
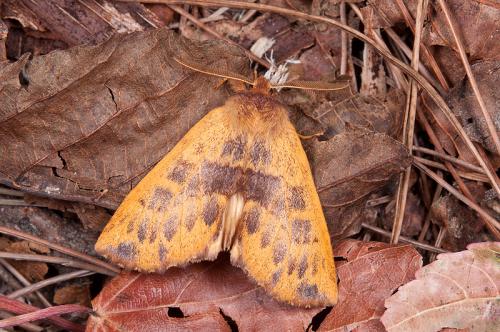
top-left (168, 161), bottom-right (192, 183)
top-left (312, 259), bottom-right (318, 275)
top-left (244, 207), bottom-right (260, 234)
top-left (148, 188), bottom-right (173, 212)
top-left (149, 228), bottom-right (157, 243)
top-left (272, 269), bottom-right (282, 286)
top-left (243, 171), bottom-right (280, 207)
top-left (288, 186), bottom-right (306, 210)
top-left (288, 258), bottom-right (297, 275)
top-left (200, 162), bottom-right (281, 207)
top-left (164, 215), bottom-right (179, 240)
top-left (222, 135), bottom-right (247, 161)
top-left (269, 197), bottom-right (286, 218)
top-left (159, 244), bottom-right (167, 261)
top-left (292, 219), bottom-right (312, 244)
top-left (137, 221), bottom-right (147, 242)
top-left (201, 162), bottom-right (243, 196)
top-left (298, 255), bottom-right (308, 278)
top-left (126, 220), bottom-right (134, 234)
top-left (250, 140), bottom-right (271, 166)
top-left (116, 243), bottom-right (136, 260)
top-left (260, 230), bottom-right (271, 248)
top-left (297, 282), bottom-right (318, 299)
top-left (202, 197), bottom-right (219, 226)
top-left (185, 211), bottom-right (197, 231)
top-left (273, 242), bottom-right (287, 264)
top-left (139, 199), bottom-right (146, 207)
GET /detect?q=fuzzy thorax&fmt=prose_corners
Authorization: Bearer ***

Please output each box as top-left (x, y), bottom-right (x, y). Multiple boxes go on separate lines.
top-left (224, 90), bottom-right (289, 137)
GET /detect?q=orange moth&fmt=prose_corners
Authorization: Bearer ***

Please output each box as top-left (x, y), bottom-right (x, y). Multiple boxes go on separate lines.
top-left (95, 58), bottom-right (350, 307)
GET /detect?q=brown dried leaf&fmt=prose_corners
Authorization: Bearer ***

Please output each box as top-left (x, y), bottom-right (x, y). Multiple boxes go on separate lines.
top-left (308, 129), bottom-right (411, 239)
top-left (5, 241), bottom-right (48, 282)
top-left (319, 240), bottom-right (422, 331)
top-left (54, 284), bottom-right (91, 307)
top-left (423, 1), bottom-right (500, 61)
top-left (447, 60), bottom-right (500, 154)
top-left (2, 0), bottom-right (164, 49)
top-left (86, 257), bottom-right (319, 332)
top-left (381, 242), bottom-right (500, 332)
top-left (430, 192), bottom-right (493, 252)
top-left (0, 28), bottom-right (249, 210)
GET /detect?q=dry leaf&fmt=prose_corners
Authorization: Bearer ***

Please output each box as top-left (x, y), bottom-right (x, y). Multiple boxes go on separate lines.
top-left (422, 1), bottom-right (500, 61)
top-left (2, 0), bottom-right (163, 49)
top-left (431, 193), bottom-right (493, 253)
top-left (54, 284), bottom-right (91, 307)
top-left (319, 240), bottom-right (422, 331)
top-left (88, 240), bottom-right (421, 331)
top-left (447, 60), bottom-right (500, 155)
top-left (308, 129), bottom-right (411, 239)
top-left (4, 241), bottom-right (48, 282)
top-left (381, 242), bottom-right (500, 332)
top-left (86, 256), bottom-right (319, 332)
top-left (0, 28), bottom-right (249, 210)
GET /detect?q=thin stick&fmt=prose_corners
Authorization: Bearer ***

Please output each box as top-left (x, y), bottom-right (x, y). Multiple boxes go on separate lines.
top-left (436, 0), bottom-right (500, 155)
top-left (413, 146), bottom-right (485, 174)
top-left (361, 223), bottom-right (448, 254)
top-left (339, 1), bottom-right (347, 75)
top-left (391, 0), bottom-right (428, 244)
top-left (393, 0), bottom-right (450, 91)
top-left (0, 312), bottom-right (42, 332)
top-left (0, 252), bottom-right (115, 276)
top-left (7, 270), bottom-right (93, 300)
top-left (0, 298), bottom-right (88, 331)
top-left (141, 0), bottom-right (500, 195)
top-left (413, 161), bottom-right (500, 231)
top-left (0, 226), bottom-right (120, 274)
top-left (414, 156), bottom-right (488, 183)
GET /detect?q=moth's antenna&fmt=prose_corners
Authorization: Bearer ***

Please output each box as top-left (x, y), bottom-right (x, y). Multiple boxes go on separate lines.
top-left (273, 79), bottom-right (351, 91)
top-left (174, 57), bottom-right (254, 85)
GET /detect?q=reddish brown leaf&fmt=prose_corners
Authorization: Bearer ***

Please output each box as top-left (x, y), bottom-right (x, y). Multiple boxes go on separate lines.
top-left (319, 240), bottom-right (422, 331)
top-left (54, 284), bottom-right (91, 307)
top-left (381, 242), bottom-right (500, 332)
top-left (4, 240), bottom-right (48, 282)
top-left (86, 256), bottom-right (319, 332)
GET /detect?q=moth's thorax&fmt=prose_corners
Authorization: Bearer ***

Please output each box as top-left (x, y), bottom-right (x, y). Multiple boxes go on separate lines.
top-left (225, 92), bottom-right (289, 136)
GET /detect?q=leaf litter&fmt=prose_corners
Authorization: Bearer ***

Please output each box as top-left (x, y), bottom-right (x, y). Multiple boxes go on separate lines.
top-left (0, 0), bottom-right (498, 331)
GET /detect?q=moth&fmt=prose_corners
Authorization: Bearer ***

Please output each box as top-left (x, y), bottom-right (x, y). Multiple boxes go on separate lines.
top-left (95, 58), bottom-right (350, 307)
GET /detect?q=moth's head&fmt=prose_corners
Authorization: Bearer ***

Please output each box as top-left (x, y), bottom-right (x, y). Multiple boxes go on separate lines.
top-left (252, 76), bottom-right (272, 95)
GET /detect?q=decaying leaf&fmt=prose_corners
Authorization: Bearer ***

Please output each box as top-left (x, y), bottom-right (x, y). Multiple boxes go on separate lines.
top-left (447, 60), bottom-right (500, 155)
top-left (308, 129), bottom-right (411, 239)
top-left (0, 28), bottom-right (250, 210)
top-left (54, 284), bottom-right (91, 306)
top-left (381, 242), bottom-right (500, 332)
top-left (86, 256), bottom-right (319, 332)
top-left (319, 240), bottom-right (422, 331)
top-left (87, 240), bottom-right (421, 331)
top-left (430, 193), bottom-right (492, 252)
top-left (3, 240), bottom-right (48, 282)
